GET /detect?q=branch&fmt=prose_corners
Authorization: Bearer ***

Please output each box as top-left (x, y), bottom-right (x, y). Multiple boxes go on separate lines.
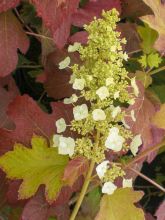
top-left (129, 167), bottom-right (165, 192)
top-left (124, 138), bottom-right (165, 169)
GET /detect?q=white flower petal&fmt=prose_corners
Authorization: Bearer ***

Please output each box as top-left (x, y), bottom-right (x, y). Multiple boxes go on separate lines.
top-left (73, 78), bottom-right (85, 90)
top-left (59, 57), bottom-right (70, 69)
top-left (52, 134), bottom-right (61, 147)
top-left (130, 134), bottom-right (142, 156)
top-left (114, 91), bottom-right (120, 99)
top-left (122, 119), bottom-right (130, 129)
top-left (131, 77), bottom-right (139, 97)
top-left (73, 104), bottom-right (88, 121)
top-left (64, 94), bottom-right (78, 104)
top-left (92, 109), bottom-right (106, 121)
top-left (102, 181), bottom-right (117, 195)
top-left (123, 178), bottom-right (133, 188)
top-left (111, 106), bottom-right (121, 118)
top-left (105, 127), bottom-right (125, 152)
top-left (96, 86), bottom-right (109, 100)
top-left (96, 160), bottom-right (109, 179)
top-left (58, 136), bottom-right (75, 157)
top-left (106, 77), bottom-right (114, 86)
top-left (123, 52), bottom-right (129, 61)
top-left (131, 110), bottom-right (136, 122)
top-left (68, 42), bottom-right (81, 52)
top-left (56, 118), bottom-right (66, 133)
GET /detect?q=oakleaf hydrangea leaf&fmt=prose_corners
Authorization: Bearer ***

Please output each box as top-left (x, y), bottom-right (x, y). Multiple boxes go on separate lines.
top-left (95, 188), bottom-right (144, 220)
top-left (137, 23), bottom-right (158, 54)
top-left (0, 135), bottom-right (69, 203)
top-left (147, 53), bottom-right (162, 68)
top-left (138, 53), bottom-right (162, 69)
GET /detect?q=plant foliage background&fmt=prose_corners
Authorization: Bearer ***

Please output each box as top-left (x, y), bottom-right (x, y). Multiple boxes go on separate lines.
top-left (0, 0), bottom-right (165, 219)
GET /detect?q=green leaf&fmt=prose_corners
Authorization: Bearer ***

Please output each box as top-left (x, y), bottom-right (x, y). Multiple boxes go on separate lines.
top-left (151, 85), bottom-right (165, 103)
top-left (95, 188), bottom-right (144, 220)
top-left (137, 23), bottom-right (158, 54)
top-left (147, 53), bottom-right (162, 68)
top-left (138, 54), bottom-right (147, 68)
top-left (138, 53), bottom-right (162, 69)
top-left (0, 136), bottom-right (69, 203)
top-left (135, 71), bottom-right (152, 88)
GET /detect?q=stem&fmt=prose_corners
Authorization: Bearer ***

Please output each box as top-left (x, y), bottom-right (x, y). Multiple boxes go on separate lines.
top-left (26, 31), bottom-right (53, 41)
top-left (124, 138), bottom-right (165, 169)
top-left (130, 168), bottom-right (165, 192)
top-left (18, 65), bottom-right (43, 69)
top-left (69, 160), bottom-right (95, 220)
top-left (149, 65), bottom-right (165, 75)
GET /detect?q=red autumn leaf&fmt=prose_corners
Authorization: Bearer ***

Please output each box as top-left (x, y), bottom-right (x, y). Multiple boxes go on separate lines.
top-left (0, 0), bottom-right (20, 12)
top-left (155, 201), bottom-right (165, 220)
top-left (0, 95), bottom-right (73, 155)
top-left (21, 189), bottom-right (70, 220)
top-left (31, 0), bottom-right (79, 48)
top-left (0, 11), bottom-right (29, 77)
top-left (121, 0), bottom-right (152, 18)
top-left (0, 76), bottom-right (19, 129)
top-left (71, 0), bottom-right (121, 27)
top-left (118, 23), bottom-right (141, 54)
top-left (44, 50), bottom-right (78, 100)
top-left (63, 157), bottom-right (89, 186)
top-left (52, 176), bottom-right (83, 206)
top-left (6, 180), bottom-right (27, 205)
top-left (69, 31), bottom-right (88, 44)
top-left (125, 82), bottom-right (165, 163)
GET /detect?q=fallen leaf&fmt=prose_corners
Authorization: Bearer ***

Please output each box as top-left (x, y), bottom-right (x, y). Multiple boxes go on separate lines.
top-left (63, 156), bottom-right (89, 186)
top-left (141, 0), bottom-right (165, 54)
top-left (0, 0), bottom-right (20, 12)
top-left (0, 135), bottom-right (69, 202)
top-left (0, 11), bottom-right (29, 77)
top-left (152, 104), bottom-right (165, 129)
top-left (72, 0), bottom-right (121, 27)
top-left (95, 188), bottom-right (144, 220)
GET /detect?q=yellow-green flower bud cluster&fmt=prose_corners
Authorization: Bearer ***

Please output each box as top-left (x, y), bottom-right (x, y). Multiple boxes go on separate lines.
top-left (69, 9), bottom-right (133, 162)
top-left (103, 164), bottom-right (125, 183)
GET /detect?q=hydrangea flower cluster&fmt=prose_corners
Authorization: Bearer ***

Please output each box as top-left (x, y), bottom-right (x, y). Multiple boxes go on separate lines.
top-left (53, 9), bottom-right (142, 195)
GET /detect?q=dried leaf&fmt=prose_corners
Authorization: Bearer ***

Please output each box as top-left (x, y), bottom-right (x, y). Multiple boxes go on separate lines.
top-left (0, 11), bottom-right (29, 77)
top-left (95, 188), bottom-right (144, 220)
